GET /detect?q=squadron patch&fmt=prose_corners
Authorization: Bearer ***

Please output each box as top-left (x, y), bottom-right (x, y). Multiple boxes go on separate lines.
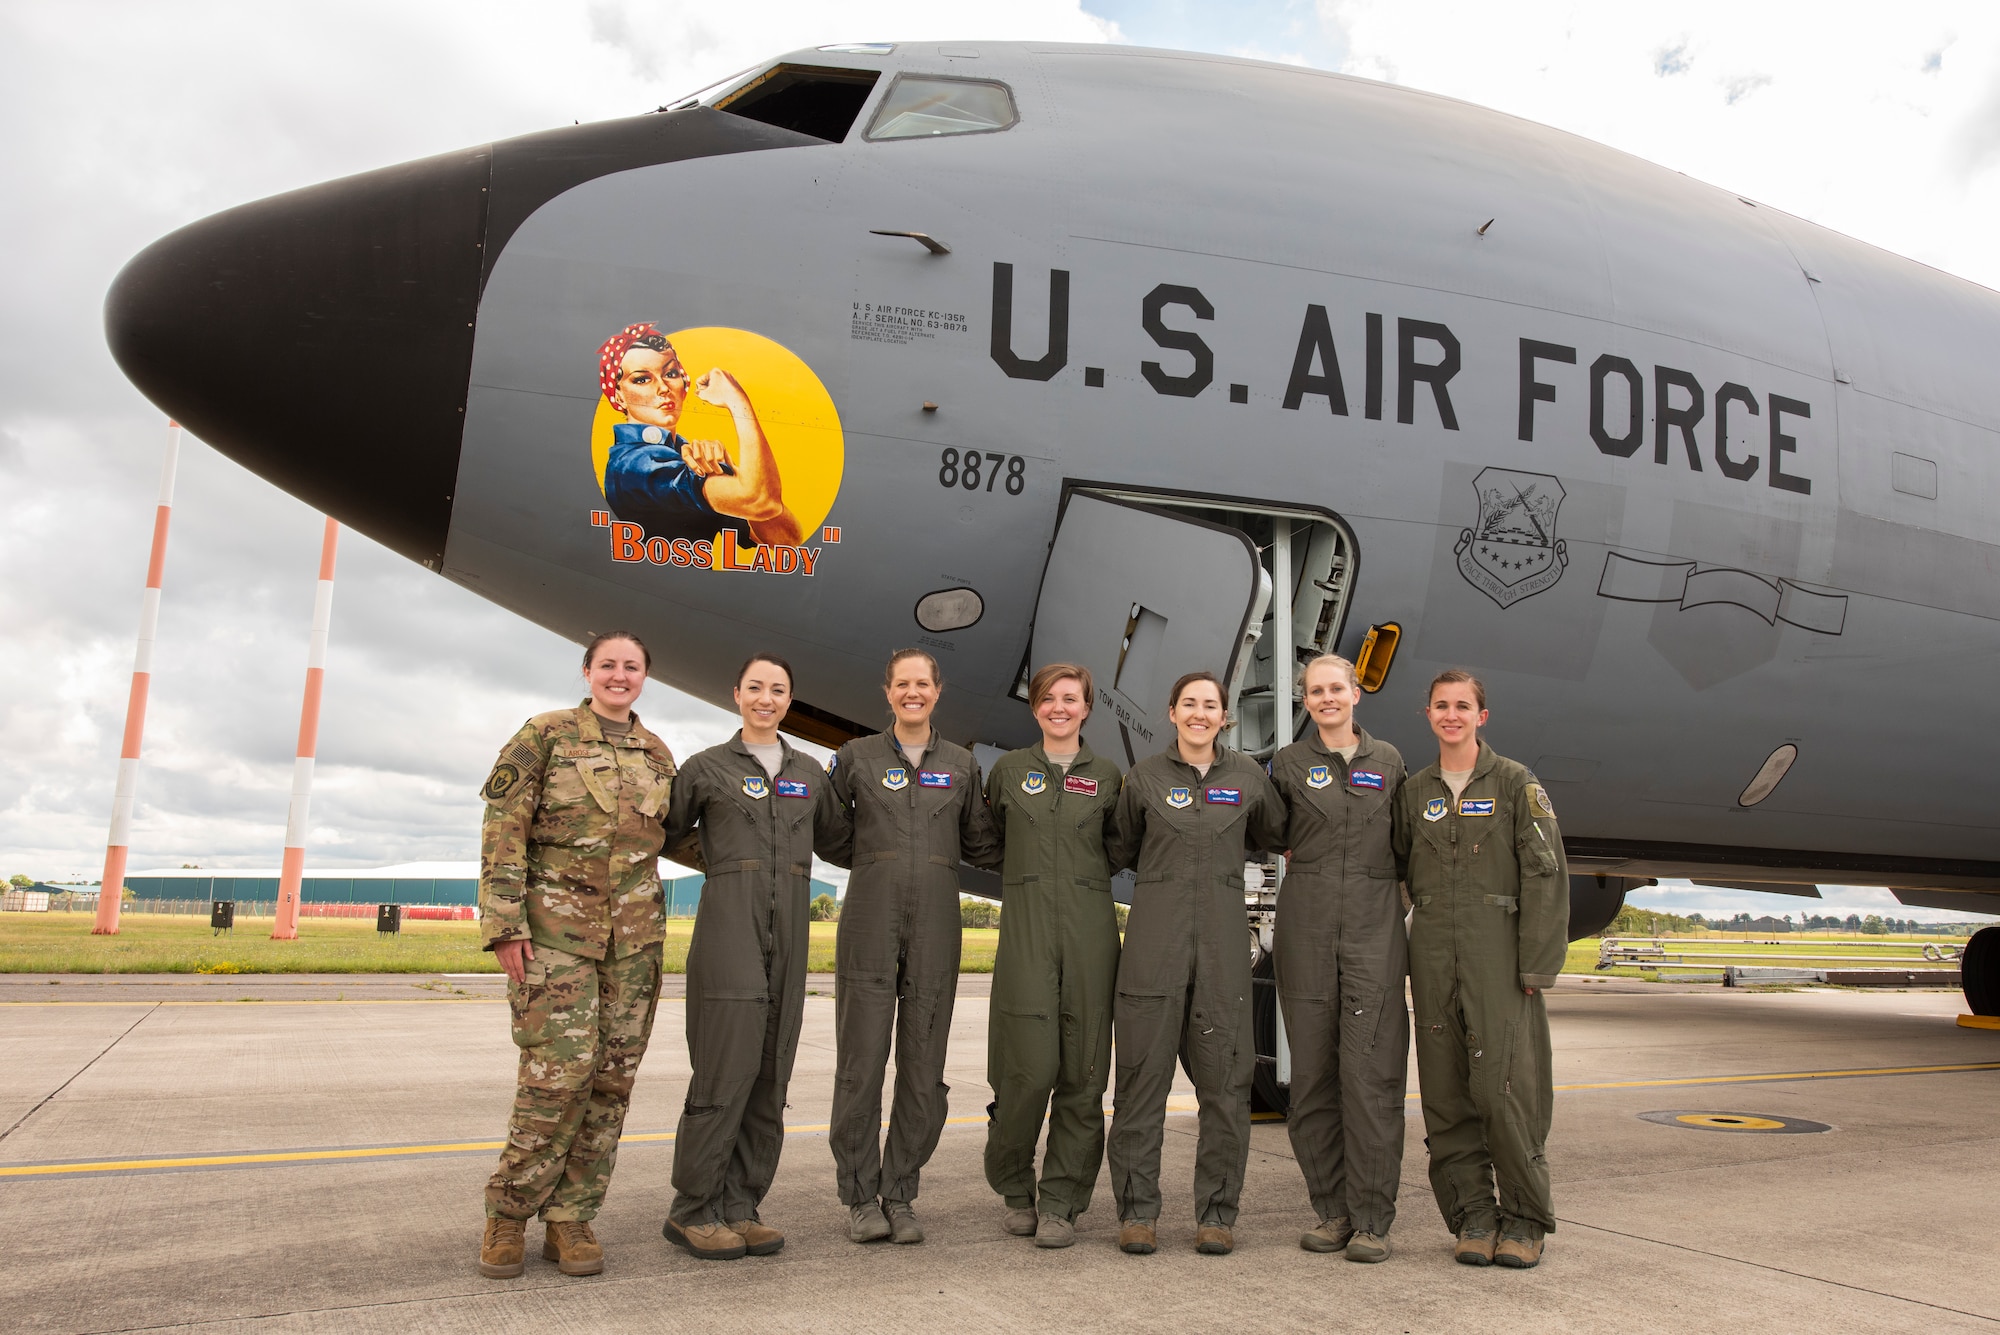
top-left (1423, 797), bottom-right (1449, 822)
top-left (1021, 771), bottom-right (1048, 795)
top-left (918, 770), bottom-right (953, 789)
top-left (882, 767), bottom-right (910, 791)
top-left (481, 763), bottom-right (521, 803)
top-left (776, 778), bottom-right (810, 799)
top-left (1528, 783), bottom-right (1556, 818)
top-left (741, 775), bottom-right (769, 799)
top-left (1459, 798), bottom-right (1496, 816)
top-left (1306, 765), bottom-right (1333, 789)
top-left (1349, 770), bottom-right (1386, 790)
top-left (1063, 774), bottom-right (1099, 796)
top-left (1205, 787), bottom-right (1242, 806)
top-left (1167, 786), bottom-right (1194, 809)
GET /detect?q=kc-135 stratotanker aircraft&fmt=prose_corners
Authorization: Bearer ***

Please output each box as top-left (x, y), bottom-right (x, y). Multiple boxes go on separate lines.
top-left (104, 42), bottom-right (2000, 1052)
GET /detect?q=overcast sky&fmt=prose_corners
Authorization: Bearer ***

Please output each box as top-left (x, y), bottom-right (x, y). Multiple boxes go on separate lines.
top-left (3, 1), bottom-right (1994, 921)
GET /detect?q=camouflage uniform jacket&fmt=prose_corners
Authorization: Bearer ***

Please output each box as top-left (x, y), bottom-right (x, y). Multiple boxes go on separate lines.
top-left (479, 700), bottom-right (677, 960)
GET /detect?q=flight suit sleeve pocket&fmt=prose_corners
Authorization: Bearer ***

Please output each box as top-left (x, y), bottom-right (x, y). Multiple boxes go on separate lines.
top-left (1517, 829), bottom-right (1558, 877)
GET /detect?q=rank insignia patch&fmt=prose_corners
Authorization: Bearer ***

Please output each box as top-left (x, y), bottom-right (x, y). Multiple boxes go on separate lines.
top-left (919, 770), bottom-right (953, 789)
top-left (776, 778), bottom-right (810, 798)
top-left (1423, 797), bottom-right (1449, 822)
top-left (1205, 787), bottom-right (1242, 805)
top-left (1167, 786), bottom-right (1194, 809)
top-left (741, 775), bottom-right (769, 799)
top-left (882, 767), bottom-right (909, 791)
top-left (1306, 765), bottom-right (1333, 789)
top-left (1349, 770), bottom-right (1386, 790)
top-left (1459, 799), bottom-right (1496, 816)
top-left (1063, 774), bottom-right (1099, 796)
top-left (1021, 771), bottom-right (1048, 795)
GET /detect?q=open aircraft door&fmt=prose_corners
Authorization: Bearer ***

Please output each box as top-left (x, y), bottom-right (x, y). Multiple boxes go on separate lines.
top-left (1028, 491), bottom-right (1270, 769)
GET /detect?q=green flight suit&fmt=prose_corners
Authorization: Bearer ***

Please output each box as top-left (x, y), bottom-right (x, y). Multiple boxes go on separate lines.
top-left (1393, 741), bottom-right (1568, 1239)
top-left (1104, 745), bottom-right (1287, 1228)
top-left (982, 742), bottom-right (1124, 1222)
top-left (659, 733), bottom-right (851, 1229)
top-left (828, 728), bottom-right (1002, 1207)
top-left (477, 702), bottom-right (676, 1223)
top-left (1269, 727), bottom-right (1409, 1236)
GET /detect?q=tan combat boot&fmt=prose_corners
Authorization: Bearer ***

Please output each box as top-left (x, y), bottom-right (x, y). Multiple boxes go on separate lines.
top-left (1002, 1205), bottom-right (1039, 1237)
top-left (727, 1218), bottom-right (785, 1256)
top-left (1346, 1231), bottom-right (1391, 1263)
top-left (1118, 1219), bottom-right (1157, 1254)
top-left (1453, 1221), bottom-right (1498, 1266)
top-left (662, 1216), bottom-right (747, 1261)
top-left (1300, 1216), bottom-right (1354, 1253)
top-left (479, 1217), bottom-right (526, 1278)
top-left (884, 1200), bottom-right (924, 1245)
top-left (1194, 1224), bottom-right (1234, 1255)
top-left (542, 1220), bottom-right (604, 1275)
top-left (1494, 1228), bottom-right (1545, 1269)
top-left (1033, 1214), bottom-right (1075, 1249)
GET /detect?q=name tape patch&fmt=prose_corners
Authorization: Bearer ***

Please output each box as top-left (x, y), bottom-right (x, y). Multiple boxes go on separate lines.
top-left (1349, 770), bottom-right (1386, 790)
top-left (775, 778), bottom-right (810, 799)
top-left (1205, 787), bottom-right (1243, 806)
top-left (919, 770), bottom-right (953, 789)
top-left (1063, 774), bottom-right (1099, 796)
top-left (1459, 798), bottom-right (1496, 816)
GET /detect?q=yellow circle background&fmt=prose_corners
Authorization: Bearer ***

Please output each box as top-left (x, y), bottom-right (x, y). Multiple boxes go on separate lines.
top-left (592, 326), bottom-right (844, 541)
top-left (1675, 1114), bottom-right (1786, 1130)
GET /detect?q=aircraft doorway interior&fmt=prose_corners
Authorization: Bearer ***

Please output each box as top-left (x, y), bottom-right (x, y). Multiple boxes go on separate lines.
top-left (1025, 485), bottom-right (1356, 767)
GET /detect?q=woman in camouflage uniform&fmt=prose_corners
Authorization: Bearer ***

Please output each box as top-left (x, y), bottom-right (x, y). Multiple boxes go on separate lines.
top-left (476, 632), bottom-right (679, 1280)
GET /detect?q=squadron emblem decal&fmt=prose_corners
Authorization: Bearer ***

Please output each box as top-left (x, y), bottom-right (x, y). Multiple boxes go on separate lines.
top-left (742, 775), bottom-right (769, 799)
top-left (1167, 786), bottom-right (1194, 809)
top-left (1021, 771), bottom-right (1048, 795)
top-left (1306, 765), bottom-right (1333, 789)
top-left (1455, 467), bottom-right (1568, 609)
top-left (1423, 796), bottom-right (1449, 822)
top-left (882, 767), bottom-right (910, 791)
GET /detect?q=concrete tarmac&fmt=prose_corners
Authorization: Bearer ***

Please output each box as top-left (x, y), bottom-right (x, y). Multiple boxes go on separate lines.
top-left (3, 973), bottom-right (1996, 1334)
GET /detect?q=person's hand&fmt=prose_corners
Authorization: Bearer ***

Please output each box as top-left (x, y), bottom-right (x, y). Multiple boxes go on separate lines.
top-left (495, 938), bottom-right (534, 985)
top-left (1522, 985), bottom-right (1539, 996)
top-left (680, 437), bottom-right (732, 477)
top-left (693, 367), bottom-right (746, 411)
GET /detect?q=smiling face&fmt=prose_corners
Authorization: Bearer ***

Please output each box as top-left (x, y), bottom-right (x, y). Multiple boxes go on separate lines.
top-left (1033, 676), bottom-right (1089, 749)
top-left (1303, 660), bottom-right (1359, 739)
top-left (884, 654), bottom-right (940, 733)
top-left (615, 343), bottom-right (689, 429)
top-left (585, 637), bottom-right (648, 718)
top-left (1168, 677), bottom-right (1227, 757)
top-left (734, 659), bottom-right (792, 738)
top-left (1427, 681), bottom-right (1488, 750)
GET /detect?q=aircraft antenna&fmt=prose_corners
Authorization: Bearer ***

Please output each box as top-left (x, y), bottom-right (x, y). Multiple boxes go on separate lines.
top-left (93, 420), bottom-right (181, 935)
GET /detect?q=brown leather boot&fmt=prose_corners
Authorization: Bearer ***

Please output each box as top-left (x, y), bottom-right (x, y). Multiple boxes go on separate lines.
top-left (1454, 1222), bottom-right (1498, 1266)
top-left (727, 1218), bottom-right (785, 1256)
top-left (1494, 1228), bottom-right (1545, 1269)
top-left (479, 1217), bottom-right (526, 1278)
top-left (662, 1217), bottom-right (747, 1261)
top-left (541, 1220), bottom-right (603, 1276)
top-left (1118, 1219), bottom-right (1157, 1254)
top-left (1195, 1224), bottom-right (1234, 1255)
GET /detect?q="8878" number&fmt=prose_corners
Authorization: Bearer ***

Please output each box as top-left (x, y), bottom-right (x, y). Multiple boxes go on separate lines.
top-left (939, 448), bottom-right (1025, 495)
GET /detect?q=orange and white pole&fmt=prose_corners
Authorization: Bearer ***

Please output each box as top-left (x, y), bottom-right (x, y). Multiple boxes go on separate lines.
top-left (95, 421), bottom-right (181, 935)
top-left (271, 518), bottom-right (340, 940)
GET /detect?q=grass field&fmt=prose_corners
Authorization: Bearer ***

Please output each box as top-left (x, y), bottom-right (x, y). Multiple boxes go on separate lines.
top-left (0, 915), bottom-right (1003, 975)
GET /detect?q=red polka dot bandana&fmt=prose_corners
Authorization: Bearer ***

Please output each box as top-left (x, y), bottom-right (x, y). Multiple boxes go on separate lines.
top-left (597, 323), bottom-right (666, 407)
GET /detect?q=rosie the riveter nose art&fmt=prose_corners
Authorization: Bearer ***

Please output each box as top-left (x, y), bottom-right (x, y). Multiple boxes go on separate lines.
top-left (587, 324), bottom-right (844, 576)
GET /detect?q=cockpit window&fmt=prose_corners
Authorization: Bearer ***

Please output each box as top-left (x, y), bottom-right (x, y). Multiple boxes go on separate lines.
top-left (714, 65), bottom-right (881, 142)
top-left (865, 75), bottom-right (1018, 141)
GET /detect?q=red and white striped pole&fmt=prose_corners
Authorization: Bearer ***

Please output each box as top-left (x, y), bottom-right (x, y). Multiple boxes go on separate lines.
top-left (94, 421), bottom-right (181, 935)
top-left (271, 518), bottom-right (340, 941)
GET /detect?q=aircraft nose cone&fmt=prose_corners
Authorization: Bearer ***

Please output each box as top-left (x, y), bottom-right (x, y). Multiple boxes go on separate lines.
top-left (104, 147), bottom-right (490, 567)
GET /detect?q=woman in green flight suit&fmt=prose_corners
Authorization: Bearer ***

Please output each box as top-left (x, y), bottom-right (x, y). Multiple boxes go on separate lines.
top-left (1392, 669), bottom-right (1568, 1270)
top-left (1104, 670), bottom-right (1287, 1257)
top-left (827, 649), bottom-right (1001, 1245)
top-left (658, 654), bottom-right (850, 1261)
top-left (982, 662), bottom-right (1124, 1249)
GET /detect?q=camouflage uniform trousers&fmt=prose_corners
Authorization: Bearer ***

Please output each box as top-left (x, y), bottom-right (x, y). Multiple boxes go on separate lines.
top-left (485, 943), bottom-right (664, 1222)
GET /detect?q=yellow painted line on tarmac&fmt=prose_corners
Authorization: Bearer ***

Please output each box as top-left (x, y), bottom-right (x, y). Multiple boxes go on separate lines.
top-left (6, 1064), bottom-right (1993, 1181)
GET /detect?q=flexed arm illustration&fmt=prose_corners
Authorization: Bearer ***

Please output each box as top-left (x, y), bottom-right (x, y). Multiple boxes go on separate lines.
top-left (692, 369), bottom-right (802, 547)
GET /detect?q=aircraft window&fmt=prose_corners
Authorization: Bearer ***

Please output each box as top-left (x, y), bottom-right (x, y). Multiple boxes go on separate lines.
top-left (865, 75), bottom-right (1017, 141)
top-left (715, 64), bottom-right (881, 142)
